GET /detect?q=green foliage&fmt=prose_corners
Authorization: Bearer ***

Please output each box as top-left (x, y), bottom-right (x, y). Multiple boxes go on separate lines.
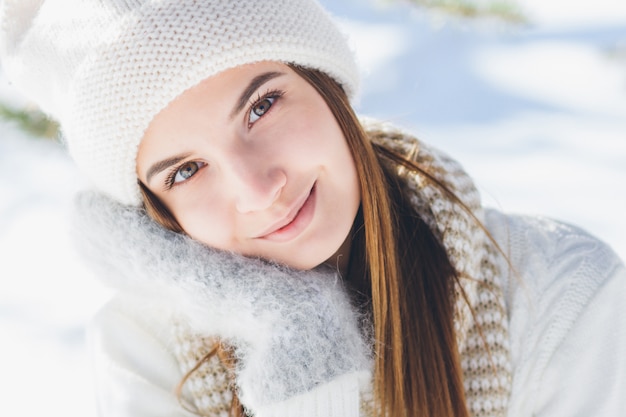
top-left (0, 102), bottom-right (59, 139)
top-left (385, 0), bottom-right (527, 24)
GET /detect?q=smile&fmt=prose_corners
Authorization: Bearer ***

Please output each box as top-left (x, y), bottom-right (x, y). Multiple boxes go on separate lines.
top-left (255, 183), bottom-right (317, 242)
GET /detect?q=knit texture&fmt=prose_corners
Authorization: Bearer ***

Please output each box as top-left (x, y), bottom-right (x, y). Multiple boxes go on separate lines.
top-left (0, 0), bottom-right (358, 205)
top-left (368, 123), bottom-right (512, 416)
top-left (172, 330), bottom-right (235, 417)
top-left (73, 196), bottom-right (372, 414)
top-left (165, 125), bottom-right (513, 417)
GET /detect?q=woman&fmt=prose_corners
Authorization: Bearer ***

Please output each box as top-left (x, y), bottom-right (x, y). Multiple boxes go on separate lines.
top-left (1, 1), bottom-right (624, 416)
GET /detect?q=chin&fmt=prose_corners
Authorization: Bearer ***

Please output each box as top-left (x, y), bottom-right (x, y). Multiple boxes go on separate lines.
top-left (280, 247), bottom-right (345, 272)
top-left (267, 250), bottom-right (328, 271)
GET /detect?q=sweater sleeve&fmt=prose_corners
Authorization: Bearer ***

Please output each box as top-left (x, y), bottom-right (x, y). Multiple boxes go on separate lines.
top-left (485, 210), bottom-right (626, 417)
top-left (87, 296), bottom-right (199, 417)
top-left (535, 263), bottom-right (626, 416)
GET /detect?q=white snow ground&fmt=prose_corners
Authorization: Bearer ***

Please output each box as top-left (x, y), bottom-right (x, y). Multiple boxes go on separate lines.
top-left (0, 1), bottom-right (624, 415)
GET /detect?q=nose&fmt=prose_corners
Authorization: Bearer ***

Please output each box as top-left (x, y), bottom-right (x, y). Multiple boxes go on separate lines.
top-left (227, 152), bottom-right (287, 213)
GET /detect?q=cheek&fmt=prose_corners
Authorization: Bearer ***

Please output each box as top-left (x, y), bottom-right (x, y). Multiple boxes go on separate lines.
top-left (295, 102), bottom-right (334, 137)
top-left (275, 104), bottom-right (344, 158)
top-left (169, 191), bottom-right (237, 250)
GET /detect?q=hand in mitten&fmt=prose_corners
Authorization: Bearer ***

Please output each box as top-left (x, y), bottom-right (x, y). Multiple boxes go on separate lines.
top-left (72, 191), bottom-right (372, 417)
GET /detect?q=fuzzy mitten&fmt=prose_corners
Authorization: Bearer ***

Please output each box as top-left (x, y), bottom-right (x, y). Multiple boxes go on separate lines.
top-left (73, 191), bottom-right (371, 417)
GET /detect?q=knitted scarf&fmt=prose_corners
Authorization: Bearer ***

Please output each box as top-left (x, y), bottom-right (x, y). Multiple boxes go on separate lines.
top-left (169, 124), bottom-right (512, 417)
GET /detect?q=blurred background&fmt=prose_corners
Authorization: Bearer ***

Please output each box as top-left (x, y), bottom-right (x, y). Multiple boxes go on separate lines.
top-left (1, 0), bottom-right (624, 415)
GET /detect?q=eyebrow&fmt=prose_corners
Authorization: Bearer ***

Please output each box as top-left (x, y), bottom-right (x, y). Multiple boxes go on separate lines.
top-left (145, 152), bottom-right (192, 184)
top-left (229, 71), bottom-right (285, 119)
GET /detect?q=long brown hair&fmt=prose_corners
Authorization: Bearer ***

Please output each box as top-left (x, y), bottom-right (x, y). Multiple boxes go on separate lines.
top-left (140, 64), bottom-right (469, 417)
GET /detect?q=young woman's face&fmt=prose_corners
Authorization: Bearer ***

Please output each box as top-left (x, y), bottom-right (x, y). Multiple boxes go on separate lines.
top-left (137, 62), bottom-right (360, 271)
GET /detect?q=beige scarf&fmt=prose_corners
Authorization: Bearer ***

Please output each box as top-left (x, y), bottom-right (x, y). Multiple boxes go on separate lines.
top-left (172, 125), bottom-right (512, 417)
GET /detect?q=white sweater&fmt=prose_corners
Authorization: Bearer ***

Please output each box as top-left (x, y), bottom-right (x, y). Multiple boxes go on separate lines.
top-left (87, 209), bottom-right (626, 416)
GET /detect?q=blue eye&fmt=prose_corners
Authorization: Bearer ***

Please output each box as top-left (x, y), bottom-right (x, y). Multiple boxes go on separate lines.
top-left (168, 161), bottom-right (206, 187)
top-left (249, 96), bottom-right (275, 124)
top-left (247, 89), bottom-right (284, 126)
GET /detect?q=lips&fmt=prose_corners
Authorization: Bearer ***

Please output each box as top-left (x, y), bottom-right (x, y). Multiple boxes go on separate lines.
top-left (255, 183), bottom-right (317, 242)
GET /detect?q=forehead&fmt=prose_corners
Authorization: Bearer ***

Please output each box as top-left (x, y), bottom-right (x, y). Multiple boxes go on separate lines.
top-left (174, 60), bottom-right (292, 103)
top-left (147, 61), bottom-right (292, 128)
top-left (150, 61), bottom-right (285, 119)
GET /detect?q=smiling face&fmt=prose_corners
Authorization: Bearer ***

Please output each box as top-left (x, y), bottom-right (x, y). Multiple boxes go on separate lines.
top-left (136, 61), bottom-right (361, 271)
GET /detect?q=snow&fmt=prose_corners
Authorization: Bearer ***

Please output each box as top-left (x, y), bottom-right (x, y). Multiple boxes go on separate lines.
top-left (0, 0), bottom-right (624, 415)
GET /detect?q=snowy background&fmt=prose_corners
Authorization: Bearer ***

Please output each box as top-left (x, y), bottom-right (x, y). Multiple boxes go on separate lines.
top-left (1, 0), bottom-right (624, 415)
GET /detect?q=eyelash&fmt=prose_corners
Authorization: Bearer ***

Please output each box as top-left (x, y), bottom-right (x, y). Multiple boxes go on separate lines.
top-left (163, 160), bottom-right (206, 191)
top-left (247, 88), bottom-right (284, 127)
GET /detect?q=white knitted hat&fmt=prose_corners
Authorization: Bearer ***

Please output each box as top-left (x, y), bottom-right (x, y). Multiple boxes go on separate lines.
top-left (0, 0), bottom-right (358, 205)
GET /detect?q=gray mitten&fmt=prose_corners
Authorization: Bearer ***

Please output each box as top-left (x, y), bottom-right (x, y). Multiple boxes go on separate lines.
top-left (73, 191), bottom-right (372, 417)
